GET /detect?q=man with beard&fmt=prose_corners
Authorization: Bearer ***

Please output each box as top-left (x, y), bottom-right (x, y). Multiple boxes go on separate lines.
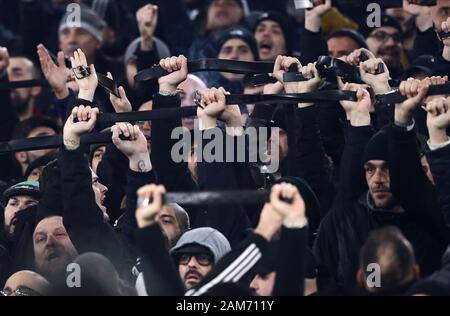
top-left (0, 181), bottom-right (40, 285)
top-left (359, 14), bottom-right (405, 80)
top-left (171, 227), bottom-right (231, 289)
top-left (32, 216), bottom-right (79, 283)
top-left (6, 56), bottom-right (42, 121)
top-left (313, 78), bottom-right (449, 291)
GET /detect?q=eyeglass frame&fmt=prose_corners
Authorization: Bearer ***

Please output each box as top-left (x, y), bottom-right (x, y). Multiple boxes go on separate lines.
top-left (367, 30), bottom-right (403, 43)
top-left (0, 287), bottom-right (42, 296)
top-left (176, 253), bottom-right (214, 266)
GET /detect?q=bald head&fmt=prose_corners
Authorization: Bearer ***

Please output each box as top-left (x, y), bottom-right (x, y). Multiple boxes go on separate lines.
top-left (178, 75), bottom-right (207, 130)
top-left (156, 203), bottom-right (190, 248)
top-left (3, 270), bottom-right (51, 296)
top-left (359, 227), bottom-right (418, 293)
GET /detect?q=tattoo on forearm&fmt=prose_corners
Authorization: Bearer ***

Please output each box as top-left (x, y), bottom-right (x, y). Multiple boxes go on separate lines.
top-left (137, 160), bottom-right (149, 172)
top-left (63, 137), bottom-right (79, 150)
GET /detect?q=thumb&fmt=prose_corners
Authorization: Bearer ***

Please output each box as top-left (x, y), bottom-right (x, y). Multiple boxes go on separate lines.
top-left (414, 84), bottom-right (429, 102)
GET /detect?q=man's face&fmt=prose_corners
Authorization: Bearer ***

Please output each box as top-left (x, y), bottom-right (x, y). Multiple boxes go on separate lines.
top-left (59, 27), bottom-right (100, 62)
top-left (254, 20), bottom-right (287, 61)
top-left (178, 252), bottom-right (214, 289)
top-left (4, 195), bottom-right (39, 236)
top-left (178, 76), bottom-right (207, 130)
top-left (91, 146), bottom-right (106, 174)
top-left (327, 37), bottom-right (361, 58)
top-left (366, 26), bottom-right (403, 69)
top-left (2, 271), bottom-right (50, 296)
top-left (250, 272), bottom-right (276, 296)
top-left (365, 160), bottom-right (397, 209)
top-left (7, 58), bottom-right (40, 116)
top-left (26, 127), bottom-right (58, 162)
top-left (218, 38), bottom-right (255, 81)
top-left (431, 0), bottom-right (450, 32)
top-left (90, 169), bottom-right (108, 221)
top-left (156, 205), bottom-right (183, 248)
top-left (206, 0), bottom-right (243, 32)
top-left (33, 216), bottom-right (78, 280)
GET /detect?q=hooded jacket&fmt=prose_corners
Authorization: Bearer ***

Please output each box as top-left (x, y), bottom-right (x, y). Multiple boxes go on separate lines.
top-left (314, 124), bottom-right (449, 290)
top-left (171, 227), bottom-right (231, 264)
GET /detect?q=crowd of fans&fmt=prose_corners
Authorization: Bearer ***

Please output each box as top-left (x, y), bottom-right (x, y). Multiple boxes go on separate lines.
top-left (0, 0), bottom-right (450, 296)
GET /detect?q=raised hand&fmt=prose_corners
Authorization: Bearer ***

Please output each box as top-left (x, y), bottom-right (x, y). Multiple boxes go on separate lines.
top-left (426, 97), bottom-right (450, 145)
top-left (270, 182), bottom-right (307, 227)
top-left (136, 4), bottom-right (158, 51)
top-left (339, 82), bottom-right (372, 127)
top-left (37, 44), bottom-right (70, 99)
top-left (63, 105), bottom-right (99, 150)
top-left (136, 184), bottom-right (166, 228)
top-left (70, 48), bottom-right (98, 102)
top-left (196, 87), bottom-right (227, 130)
top-left (343, 48), bottom-right (376, 66)
top-left (158, 55), bottom-right (188, 94)
top-left (359, 57), bottom-right (391, 94)
top-left (395, 78), bottom-right (430, 126)
top-left (305, 0), bottom-right (332, 32)
top-left (107, 72), bottom-right (132, 113)
top-left (111, 122), bottom-right (151, 172)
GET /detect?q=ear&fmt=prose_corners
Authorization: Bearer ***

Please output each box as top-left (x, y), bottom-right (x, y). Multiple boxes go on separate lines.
top-left (31, 86), bottom-right (42, 97)
top-left (15, 151), bottom-right (28, 164)
top-left (356, 269), bottom-right (366, 289)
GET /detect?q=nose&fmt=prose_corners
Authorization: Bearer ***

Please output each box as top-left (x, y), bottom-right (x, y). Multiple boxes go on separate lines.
top-left (45, 234), bottom-right (57, 247)
top-left (229, 48), bottom-right (239, 60)
top-left (384, 36), bottom-right (396, 46)
top-left (373, 168), bottom-right (387, 184)
top-left (249, 277), bottom-right (259, 291)
top-left (187, 256), bottom-right (199, 268)
top-left (100, 182), bottom-right (108, 194)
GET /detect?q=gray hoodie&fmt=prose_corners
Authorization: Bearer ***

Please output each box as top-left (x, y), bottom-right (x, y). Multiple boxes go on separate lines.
top-left (170, 227), bottom-right (231, 264)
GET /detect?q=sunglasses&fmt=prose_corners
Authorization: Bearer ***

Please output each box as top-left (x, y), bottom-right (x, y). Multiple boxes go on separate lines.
top-left (368, 31), bottom-right (403, 43)
top-left (177, 253), bottom-right (213, 266)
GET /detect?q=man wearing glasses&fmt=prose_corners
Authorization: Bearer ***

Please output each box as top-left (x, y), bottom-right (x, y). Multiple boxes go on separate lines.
top-left (359, 14), bottom-right (405, 79)
top-left (1, 270), bottom-right (51, 296)
top-left (170, 227), bottom-right (231, 289)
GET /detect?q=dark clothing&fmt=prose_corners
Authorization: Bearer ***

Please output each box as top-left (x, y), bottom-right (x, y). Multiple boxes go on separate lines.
top-left (426, 143), bottom-right (450, 227)
top-left (0, 71), bottom-right (21, 182)
top-left (314, 124), bottom-right (449, 290)
top-left (59, 145), bottom-right (131, 280)
top-left (410, 27), bottom-right (442, 62)
top-left (272, 226), bottom-right (308, 296)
